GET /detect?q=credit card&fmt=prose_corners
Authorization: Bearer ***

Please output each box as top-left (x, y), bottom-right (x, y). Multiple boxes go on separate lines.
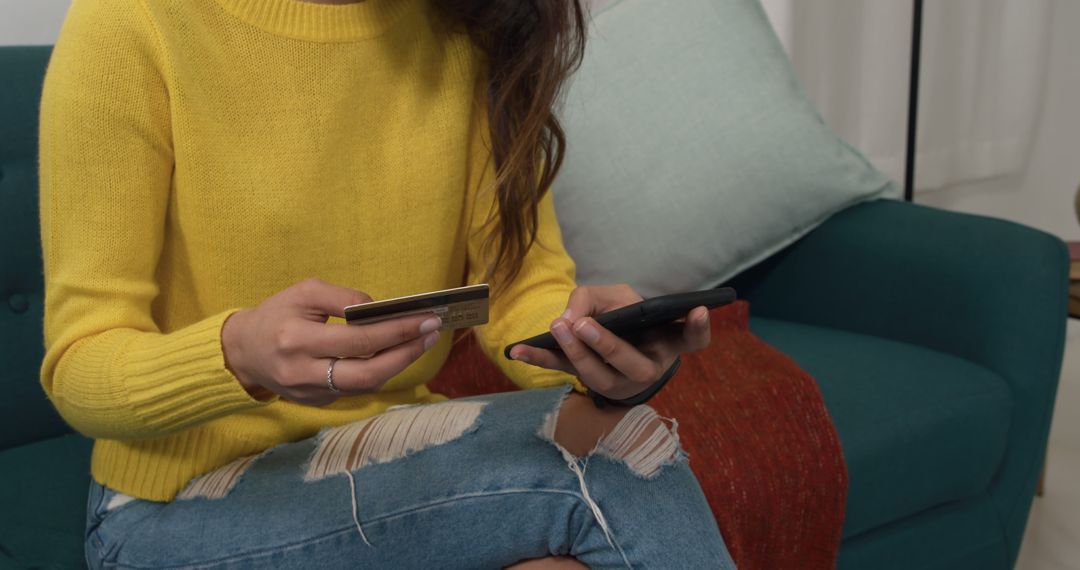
top-left (344, 284), bottom-right (489, 331)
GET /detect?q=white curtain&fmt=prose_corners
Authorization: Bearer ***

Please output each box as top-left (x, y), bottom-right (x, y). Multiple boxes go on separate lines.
top-left (761, 0), bottom-right (1052, 192)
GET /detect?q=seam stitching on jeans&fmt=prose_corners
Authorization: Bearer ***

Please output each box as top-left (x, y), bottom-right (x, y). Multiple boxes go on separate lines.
top-left (100, 489), bottom-right (588, 570)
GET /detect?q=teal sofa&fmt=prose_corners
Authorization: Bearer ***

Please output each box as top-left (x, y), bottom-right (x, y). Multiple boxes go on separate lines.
top-left (0, 45), bottom-right (1070, 569)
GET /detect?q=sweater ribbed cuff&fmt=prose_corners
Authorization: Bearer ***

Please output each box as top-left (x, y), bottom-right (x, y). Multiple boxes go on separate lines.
top-left (64, 310), bottom-right (276, 437)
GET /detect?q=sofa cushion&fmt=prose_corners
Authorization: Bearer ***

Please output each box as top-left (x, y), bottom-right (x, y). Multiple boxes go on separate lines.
top-left (750, 317), bottom-right (1012, 538)
top-left (0, 45), bottom-right (72, 450)
top-left (552, 0), bottom-right (892, 298)
top-left (0, 433), bottom-right (93, 569)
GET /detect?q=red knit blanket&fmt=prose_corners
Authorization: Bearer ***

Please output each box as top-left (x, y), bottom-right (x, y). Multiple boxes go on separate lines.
top-left (429, 301), bottom-right (847, 569)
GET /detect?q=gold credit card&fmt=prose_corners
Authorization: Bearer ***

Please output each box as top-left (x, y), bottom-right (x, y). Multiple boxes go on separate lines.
top-left (344, 284), bottom-right (489, 331)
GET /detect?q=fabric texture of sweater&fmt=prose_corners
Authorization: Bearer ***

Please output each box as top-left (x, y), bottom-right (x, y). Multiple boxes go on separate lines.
top-left (39, 0), bottom-right (579, 501)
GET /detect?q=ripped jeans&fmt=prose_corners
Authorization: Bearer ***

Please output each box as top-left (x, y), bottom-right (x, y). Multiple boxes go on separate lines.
top-left (85, 387), bottom-right (736, 569)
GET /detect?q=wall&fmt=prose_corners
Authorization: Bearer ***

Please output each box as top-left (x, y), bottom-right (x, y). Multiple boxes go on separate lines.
top-left (3, 0), bottom-right (1078, 241)
top-left (916, 0), bottom-right (1080, 242)
top-left (0, 0), bottom-right (69, 46)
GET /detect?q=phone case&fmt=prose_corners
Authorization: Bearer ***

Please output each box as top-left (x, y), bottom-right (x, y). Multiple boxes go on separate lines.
top-left (503, 287), bottom-right (736, 358)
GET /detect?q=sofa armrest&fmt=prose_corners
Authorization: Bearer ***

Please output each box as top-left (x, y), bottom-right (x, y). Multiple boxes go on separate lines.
top-left (728, 199), bottom-right (1070, 561)
top-left (728, 199), bottom-right (1070, 378)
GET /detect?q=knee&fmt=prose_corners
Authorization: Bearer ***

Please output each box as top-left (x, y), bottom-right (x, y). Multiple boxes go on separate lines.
top-left (545, 392), bottom-right (681, 477)
top-left (548, 392), bottom-right (633, 456)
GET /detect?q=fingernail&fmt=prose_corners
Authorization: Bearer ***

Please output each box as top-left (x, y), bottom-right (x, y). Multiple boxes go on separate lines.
top-left (573, 320), bottom-right (600, 343)
top-left (695, 307), bottom-right (709, 324)
top-left (423, 331), bottom-right (440, 350)
top-left (420, 317), bottom-right (442, 334)
top-left (514, 352), bottom-right (530, 363)
top-left (552, 321), bottom-right (574, 344)
top-left (561, 309), bottom-right (572, 320)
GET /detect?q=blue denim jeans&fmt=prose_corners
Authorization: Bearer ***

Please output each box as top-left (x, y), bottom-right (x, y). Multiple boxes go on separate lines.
top-left (85, 387), bottom-right (735, 569)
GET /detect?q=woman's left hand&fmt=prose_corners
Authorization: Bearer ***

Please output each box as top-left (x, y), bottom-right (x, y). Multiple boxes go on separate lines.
top-left (508, 284), bottom-right (711, 400)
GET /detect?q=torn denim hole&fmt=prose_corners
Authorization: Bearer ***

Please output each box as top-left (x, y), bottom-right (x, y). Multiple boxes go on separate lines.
top-left (538, 399), bottom-right (684, 480)
top-left (303, 400), bottom-right (488, 546)
top-left (177, 452), bottom-right (263, 501)
top-left (103, 492), bottom-right (136, 513)
top-left (534, 395), bottom-right (614, 567)
top-left (538, 395), bottom-right (684, 567)
top-left (595, 405), bottom-right (685, 479)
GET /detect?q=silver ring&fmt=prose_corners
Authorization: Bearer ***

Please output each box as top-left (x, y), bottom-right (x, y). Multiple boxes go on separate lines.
top-left (326, 357), bottom-right (342, 393)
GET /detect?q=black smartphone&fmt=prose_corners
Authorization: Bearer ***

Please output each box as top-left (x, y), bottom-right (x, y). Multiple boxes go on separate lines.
top-left (503, 287), bottom-right (736, 359)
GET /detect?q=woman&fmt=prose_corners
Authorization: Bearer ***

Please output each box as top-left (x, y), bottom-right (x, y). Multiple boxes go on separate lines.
top-left (40, 0), bottom-right (734, 567)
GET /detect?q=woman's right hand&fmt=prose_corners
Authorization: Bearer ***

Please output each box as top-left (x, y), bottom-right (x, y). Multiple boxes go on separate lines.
top-left (222, 278), bottom-right (442, 406)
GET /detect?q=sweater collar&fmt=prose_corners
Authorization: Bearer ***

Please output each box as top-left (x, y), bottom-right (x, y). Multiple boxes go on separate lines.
top-left (212, 0), bottom-right (422, 42)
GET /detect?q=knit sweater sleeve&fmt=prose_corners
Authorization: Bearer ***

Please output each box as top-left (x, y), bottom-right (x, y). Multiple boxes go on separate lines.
top-left (466, 190), bottom-right (588, 392)
top-left (39, 0), bottom-right (272, 441)
top-left (462, 115), bottom-right (585, 392)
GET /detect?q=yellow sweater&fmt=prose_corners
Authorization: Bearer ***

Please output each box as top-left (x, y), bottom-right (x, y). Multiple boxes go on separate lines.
top-left (39, 0), bottom-right (579, 502)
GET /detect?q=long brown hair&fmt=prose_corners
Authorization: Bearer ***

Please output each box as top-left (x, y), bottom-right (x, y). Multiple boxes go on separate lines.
top-left (436, 1), bottom-right (587, 289)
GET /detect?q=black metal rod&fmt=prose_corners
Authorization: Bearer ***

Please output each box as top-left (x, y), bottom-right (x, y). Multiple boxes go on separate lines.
top-left (904, 0), bottom-right (923, 202)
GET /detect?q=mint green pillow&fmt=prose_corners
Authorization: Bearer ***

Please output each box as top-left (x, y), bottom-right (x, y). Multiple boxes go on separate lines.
top-left (552, 0), bottom-right (893, 297)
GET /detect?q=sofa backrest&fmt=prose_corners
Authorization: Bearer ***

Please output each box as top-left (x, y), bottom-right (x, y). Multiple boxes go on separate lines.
top-left (0, 46), bottom-right (72, 450)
